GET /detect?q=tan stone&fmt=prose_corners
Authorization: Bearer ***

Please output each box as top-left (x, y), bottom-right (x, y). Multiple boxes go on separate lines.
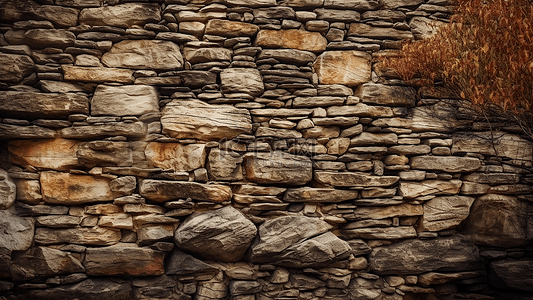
top-left (348, 23), bottom-right (413, 40)
top-left (0, 53), bottom-right (34, 84)
top-left (410, 156), bottom-right (481, 173)
top-left (139, 180), bottom-right (232, 203)
top-left (452, 132), bottom-right (533, 164)
top-left (244, 152), bottom-right (312, 185)
top-left (342, 226), bottom-right (417, 240)
top-left (62, 66), bottom-right (134, 84)
top-left (79, 3), bottom-right (161, 28)
top-left (40, 171), bottom-right (120, 205)
top-left (314, 51), bottom-right (371, 87)
top-left (205, 19), bottom-right (259, 37)
top-left (255, 29), bottom-right (327, 52)
top-left (183, 47), bottom-right (232, 64)
top-left (354, 204), bottom-right (423, 220)
top-left (423, 196), bottom-right (475, 232)
top-left (220, 68), bottom-right (264, 97)
top-left (102, 40), bottom-right (183, 71)
top-left (283, 187), bottom-right (358, 203)
top-left (326, 138), bottom-right (350, 155)
top-left (9, 138), bottom-right (80, 171)
top-left (0, 91), bottom-right (89, 119)
top-left (314, 171), bottom-right (399, 187)
top-left (399, 180), bottom-right (462, 199)
top-left (98, 214), bottom-right (133, 230)
top-left (35, 227), bottom-right (121, 246)
top-left (14, 179), bottom-right (42, 205)
top-left (145, 142), bottom-right (206, 172)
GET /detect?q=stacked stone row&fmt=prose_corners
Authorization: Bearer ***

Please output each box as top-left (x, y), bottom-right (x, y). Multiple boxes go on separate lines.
top-left (0, 0), bottom-right (532, 300)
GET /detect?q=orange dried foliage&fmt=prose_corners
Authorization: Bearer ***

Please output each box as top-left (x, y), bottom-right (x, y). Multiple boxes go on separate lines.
top-left (383, 0), bottom-right (533, 113)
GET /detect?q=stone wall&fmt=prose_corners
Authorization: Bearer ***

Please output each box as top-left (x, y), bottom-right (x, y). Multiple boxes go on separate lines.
top-left (0, 0), bottom-right (532, 299)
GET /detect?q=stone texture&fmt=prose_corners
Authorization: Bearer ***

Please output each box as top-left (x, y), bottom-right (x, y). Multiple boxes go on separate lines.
top-left (166, 249), bottom-right (219, 276)
top-left (354, 203), bottom-right (423, 220)
top-left (258, 49), bottom-right (317, 65)
top-left (244, 152), bottom-right (312, 185)
top-left (342, 226), bottom-right (417, 240)
top-left (0, 91), bottom-right (89, 119)
top-left (35, 227), bottom-right (121, 246)
top-left (220, 68), bottom-right (264, 97)
top-left (84, 243), bottom-right (164, 276)
top-left (79, 3), bottom-right (161, 28)
top-left (174, 206), bottom-right (257, 262)
top-left (410, 16), bottom-right (447, 40)
top-left (314, 171), bottom-right (399, 187)
top-left (205, 19), bottom-right (260, 37)
top-left (139, 179), bottom-right (232, 203)
top-left (324, 0), bottom-right (381, 10)
top-left (62, 66), bottom-right (134, 84)
top-left (183, 47), bottom-right (232, 64)
top-left (410, 156), bottom-right (481, 173)
top-left (370, 236), bottom-right (481, 275)
top-left (145, 143), bottom-right (206, 172)
top-left (17, 279), bottom-right (132, 300)
top-left (255, 29), bottom-right (327, 52)
top-left (9, 138), bottom-right (80, 171)
top-left (161, 99), bottom-right (252, 141)
top-left (40, 171), bottom-right (120, 205)
top-left (77, 141), bottom-right (133, 168)
top-left (0, 169), bottom-right (16, 210)
top-left (0, 206), bottom-right (34, 251)
top-left (102, 40), bottom-right (183, 70)
top-left (24, 29), bottom-right (75, 49)
top-left (283, 187), bottom-right (358, 203)
top-left (0, 53), bottom-right (34, 84)
top-left (250, 216), bottom-right (351, 268)
top-left (59, 122), bottom-right (146, 140)
top-left (349, 23), bottom-right (414, 40)
top-left (489, 259), bottom-right (533, 291)
top-left (452, 132), bottom-right (533, 164)
top-left (314, 51), bottom-right (371, 87)
top-left (423, 196), bottom-right (475, 232)
top-left (355, 83), bottom-right (416, 107)
top-left (351, 132), bottom-right (398, 146)
top-left (463, 194), bottom-right (533, 247)
top-left (207, 148), bottom-right (244, 181)
top-left (399, 180), bottom-right (462, 199)
top-left (10, 246), bottom-right (85, 282)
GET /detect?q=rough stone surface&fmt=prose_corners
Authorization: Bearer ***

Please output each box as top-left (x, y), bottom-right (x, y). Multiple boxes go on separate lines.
top-left (399, 180), bottom-right (462, 199)
top-left (145, 143), bottom-right (206, 172)
top-left (220, 68), bottom-right (264, 97)
top-left (355, 83), bottom-right (416, 107)
top-left (256, 29), bottom-right (327, 52)
top-left (489, 260), bottom-right (533, 291)
top-left (0, 53), bottom-right (34, 84)
top-left (91, 85), bottom-right (159, 117)
top-left (166, 249), bottom-right (218, 276)
top-left (17, 279), bottom-right (132, 300)
top-left (8, 138), bottom-right (80, 171)
top-left (174, 206), bottom-right (257, 262)
top-left (0, 169), bottom-right (16, 210)
top-left (35, 227), bottom-right (121, 246)
top-left (314, 51), bottom-right (371, 86)
top-left (102, 40), bottom-right (183, 70)
top-left (139, 180), bottom-right (232, 203)
top-left (410, 156), bottom-right (481, 173)
top-left (205, 19), bottom-right (259, 37)
top-left (244, 152), bottom-right (312, 185)
top-left (62, 66), bottom-right (134, 84)
top-left (315, 171), bottom-right (399, 187)
top-left (79, 3), bottom-right (161, 28)
top-left (283, 187), bottom-right (358, 203)
top-left (423, 196), bottom-right (475, 232)
top-left (0, 206), bottom-right (35, 251)
top-left (0, 92), bottom-right (89, 119)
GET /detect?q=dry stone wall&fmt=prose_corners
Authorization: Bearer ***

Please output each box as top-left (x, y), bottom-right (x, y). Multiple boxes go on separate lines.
top-left (0, 0), bottom-right (532, 299)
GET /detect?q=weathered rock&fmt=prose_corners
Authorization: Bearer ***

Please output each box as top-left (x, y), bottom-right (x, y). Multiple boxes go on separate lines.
top-left (0, 206), bottom-right (34, 251)
top-left (145, 143), bottom-right (206, 172)
top-left (79, 3), bottom-right (161, 28)
top-left (348, 23), bottom-right (414, 40)
top-left (410, 16), bottom-right (447, 40)
top-left (24, 29), bottom-right (75, 49)
top-left (410, 156), bottom-right (481, 173)
top-left (370, 236), bottom-right (481, 275)
top-left (139, 179), bottom-right (232, 203)
top-left (380, 0), bottom-right (424, 9)
top-left (399, 180), bottom-right (462, 199)
top-left (283, 187), bottom-right (358, 203)
top-left (250, 216), bottom-right (350, 268)
top-left (328, 103), bottom-right (394, 118)
top-left (62, 66), bottom-right (134, 84)
top-left (0, 91), bottom-right (89, 119)
top-left (84, 243), bottom-right (164, 276)
top-left (13, 179), bottom-right (42, 205)
top-left (244, 152), bottom-right (312, 185)
top-left (324, 0), bottom-right (381, 10)
top-left (161, 99), bottom-right (252, 141)
top-left (0, 169), bottom-right (16, 210)
top-left (205, 19), bottom-right (259, 37)
top-left (59, 122), bottom-right (146, 139)
top-left (256, 29), bottom-right (327, 52)
top-left (137, 224), bottom-right (174, 245)
top-left (489, 259), bottom-right (533, 291)
top-left (342, 226), bottom-right (417, 240)
top-left (463, 194), bottom-right (533, 247)
top-left (40, 171), bottom-right (121, 205)
top-left (102, 40), bottom-right (183, 70)
top-left (166, 249), bottom-right (219, 276)
top-left (315, 171), bottom-right (399, 187)
top-left (183, 47), bottom-right (232, 64)
top-left (207, 148), bottom-right (244, 181)
top-left (97, 214), bottom-right (133, 230)
top-left (355, 83), bottom-right (416, 107)
top-left (354, 203), bottom-right (423, 220)
top-left (220, 68), bottom-right (264, 97)
top-left (77, 141), bottom-right (133, 167)
top-left (258, 49), bottom-right (317, 65)
top-left (293, 96), bottom-right (345, 108)
top-left (174, 206), bottom-right (257, 262)
top-left (36, 215), bottom-right (80, 228)
top-left (230, 280), bottom-right (262, 296)
top-left (17, 278), bottom-right (132, 300)
top-left (351, 132), bottom-right (398, 146)
top-left (226, 0), bottom-right (277, 7)
top-left (422, 196), bottom-right (475, 232)
top-left (35, 227), bottom-right (121, 246)
top-left (9, 138), bottom-right (80, 171)
top-left (418, 271), bottom-right (483, 286)
top-left (10, 246), bottom-right (85, 282)
top-left (452, 132), bottom-right (533, 164)
top-left (285, 0), bottom-right (324, 7)
top-left (314, 51), bottom-right (371, 87)
top-left (0, 53), bottom-right (34, 84)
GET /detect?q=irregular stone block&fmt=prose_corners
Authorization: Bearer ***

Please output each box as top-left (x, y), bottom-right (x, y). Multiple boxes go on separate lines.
top-left (24, 29), bottom-right (75, 49)
top-left (351, 132), bottom-right (397, 146)
top-left (175, 206), bottom-right (257, 262)
top-left (91, 85), bottom-right (159, 117)
top-left (283, 187), bottom-right (358, 203)
top-left (35, 215), bottom-right (80, 228)
top-left (161, 99), bottom-right (252, 141)
top-left (0, 91), bottom-right (89, 119)
top-left (348, 23), bottom-right (414, 40)
top-left (369, 236), bottom-right (481, 275)
top-left (355, 83), bottom-right (416, 106)
top-left (207, 148), bottom-right (244, 181)
top-left (10, 246), bottom-right (85, 282)
top-left (0, 207), bottom-right (34, 251)
top-left (0, 169), bottom-right (16, 210)
top-left (314, 51), bottom-right (371, 87)
top-left (35, 227), bottom-right (121, 246)
top-left (399, 180), bottom-right (462, 199)
top-left (166, 249), bottom-right (218, 276)
top-left (285, 0), bottom-right (324, 7)
top-left (324, 0), bottom-right (381, 10)
top-left (13, 179), bottom-right (42, 205)
top-left (205, 19), bottom-right (259, 37)
top-left (183, 47), bottom-right (232, 64)
top-left (490, 259), bottom-right (533, 291)
top-left (55, 0), bottom-right (102, 7)
top-left (293, 96), bottom-right (345, 108)
top-left (244, 152), bottom-right (312, 185)
top-left (102, 40), bottom-right (183, 71)
top-left (62, 66), bottom-right (134, 84)
top-left (79, 3), bottom-right (161, 28)
top-left (18, 279), bottom-right (132, 300)
top-left (139, 179), bottom-right (232, 203)
top-left (342, 226), bottom-right (417, 240)
top-left (0, 53), bottom-right (34, 84)
top-left (137, 224), bottom-right (174, 246)
top-left (220, 68), bottom-right (264, 97)
top-left (314, 171), bottom-right (399, 187)
top-left (354, 203), bottom-right (423, 220)
top-left (423, 196), bottom-right (475, 232)
top-left (77, 141), bottom-right (133, 167)
top-left (256, 29), bottom-right (327, 52)
top-left (328, 103), bottom-right (394, 118)
top-left (40, 171), bottom-right (121, 205)
top-left (59, 122), bottom-right (147, 139)
top-left (410, 156), bottom-right (481, 173)
top-left (258, 49), bottom-right (317, 65)
top-left (418, 271), bottom-right (483, 286)
top-left (410, 16), bottom-right (447, 40)
top-left (84, 243), bottom-right (164, 276)
top-left (145, 142), bottom-right (206, 172)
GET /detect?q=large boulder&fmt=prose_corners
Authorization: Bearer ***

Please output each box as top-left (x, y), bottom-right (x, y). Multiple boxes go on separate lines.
top-left (174, 206), bottom-right (257, 262)
top-left (102, 40), bottom-right (183, 71)
top-left (244, 152), bottom-right (312, 185)
top-left (79, 3), bottom-right (161, 28)
top-left (249, 216), bottom-right (351, 268)
top-left (489, 259), bottom-right (533, 291)
top-left (369, 236), bottom-right (481, 275)
top-left (314, 51), bottom-right (371, 87)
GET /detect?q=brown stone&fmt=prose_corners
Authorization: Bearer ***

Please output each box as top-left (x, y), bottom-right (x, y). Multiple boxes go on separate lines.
top-left (139, 179), bottom-right (232, 203)
top-left (355, 83), bottom-right (416, 107)
top-left (0, 53), bottom-right (34, 84)
top-left (422, 196), bottom-right (475, 232)
top-left (205, 19), bottom-right (259, 37)
top-left (145, 142), bottom-right (206, 172)
top-left (348, 23), bottom-right (414, 40)
top-left (0, 207), bottom-right (35, 251)
top-left (244, 152), bottom-right (312, 185)
top-left (283, 187), bottom-right (358, 202)
top-left (354, 203), bottom-right (423, 220)
top-left (220, 68), bottom-right (264, 97)
top-left (9, 138), bottom-right (80, 171)
top-left (410, 156), bottom-right (481, 173)
top-left (399, 180), bottom-right (462, 199)
top-left (35, 227), bottom-right (121, 246)
top-left (76, 141), bottom-right (133, 168)
top-left (314, 51), bottom-right (371, 87)
top-left (255, 29), bottom-right (327, 52)
top-left (314, 171), bottom-right (399, 187)
top-left (62, 66), bottom-right (134, 84)
top-left (79, 3), bottom-right (161, 28)
top-left (102, 40), bottom-right (183, 71)
top-left (24, 29), bottom-right (75, 49)
top-left (0, 91), bottom-right (89, 119)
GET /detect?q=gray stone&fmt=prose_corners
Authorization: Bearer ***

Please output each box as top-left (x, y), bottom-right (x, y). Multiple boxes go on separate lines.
top-left (399, 179), bottom-right (462, 199)
top-left (102, 40), bottom-right (183, 71)
top-left (423, 196), bottom-right (475, 232)
top-left (327, 103), bottom-right (394, 118)
top-left (244, 152), bottom-right (312, 185)
top-left (370, 236), bottom-right (481, 275)
top-left (229, 280), bottom-right (262, 296)
top-left (351, 132), bottom-right (397, 146)
top-left (24, 29), bottom-right (75, 49)
top-left (207, 148), bottom-right (244, 181)
top-left (0, 206), bottom-right (34, 251)
top-left (162, 99), bottom-right (252, 141)
top-left (283, 187), bottom-right (358, 203)
top-left (79, 3), bottom-right (161, 28)
top-left (175, 206), bottom-right (257, 262)
top-left (314, 171), bottom-right (399, 187)
top-left (0, 53), bottom-right (34, 84)
top-left (10, 246), bottom-right (85, 282)
top-left (221, 68), bottom-right (264, 97)
top-left (39, 80), bottom-right (86, 93)
top-left (91, 85), bottom-right (159, 117)
top-left (342, 226), bottom-right (417, 240)
top-left (0, 169), bottom-right (16, 210)
top-left (0, 91), bottom-right (89, 119)
top-left (166, 248), bottom-right (218, 276)
top-left (35, 227), bottom-right (121, 246)
top-left (355, 83), bottom-right (416, 106)
top-left (489, 259), bottom-right (533, 291)
top-left (77, 141), bottom-right (133, 168)
top-left (410, 156), bottom-right (481, 173)
top-left (139, 179), bottom-right (232, 203)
